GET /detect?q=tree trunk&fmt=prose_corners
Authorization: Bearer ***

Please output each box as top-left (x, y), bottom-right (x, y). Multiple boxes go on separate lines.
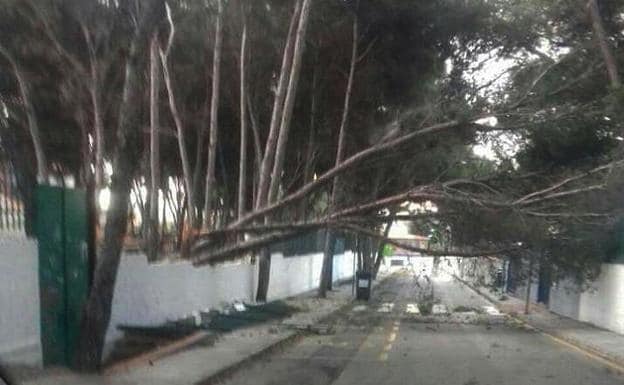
top-left (159, 6), bottom-right (198, 242)
top-left (161, 49), bottom-right (196, 231)
top-left (524, 254), bottom-right (535, 315)
top-left (192, 106), bottom-right (207, 228)
top-left (0, 44), bottom-right (48, 183)
top-left (148, 33), bottom-right (161, 261)
top-left (247, 95), bottom-right (263, 179)
top-left (203, 0), bottom-right (224, 228)
top-left (320, 12), bottom-right (358, 295)
top-left (267, 0), bottom-right (313, 204)
top-left (238, 17), bottom-right (248, 220)
top-left (586, 0), bottom-right (621, 89)
top-left (75, 0), bottom-right (164, 371)
top-left (253, 1), bottom-right (304, 302)
top-left (319, 230), bottom-right (336, 297)
top-left (255, 247), bottom-right (271, 302)
top-left (254, 0), bottom-right (302, 209)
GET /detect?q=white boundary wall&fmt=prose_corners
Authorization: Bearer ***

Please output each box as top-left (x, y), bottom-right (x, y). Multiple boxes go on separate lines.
top-left (105, 253), bottom-right (258, 342)
top-left (577, 264), bottom-right (624, 333)
top-left (549, 264), bottom-right (624, 334)
top-left (108, 250), bottom-right (355, 342)
top-left (455, 258), bottom-right (624, 335)
top-left (1, 245), bottom-right (354, 365)
top-left (0, 235), bottom-right (41, 365)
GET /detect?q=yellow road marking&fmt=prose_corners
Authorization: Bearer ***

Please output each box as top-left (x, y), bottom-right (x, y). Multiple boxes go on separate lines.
top-left (384, 343), bottom-right (393, 352)
top-left (388, 332), bottom-right (396, 342)
top-left (378, 352), bottom-right (388, 361)
top-left (393, 325), bottom-right (400, 332)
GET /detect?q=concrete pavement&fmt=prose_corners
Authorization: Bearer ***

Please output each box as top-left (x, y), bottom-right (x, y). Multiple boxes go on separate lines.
top-left (221, 269), bottom-right (624, 385)
top-left (455, 274), bottom-right (624, 369)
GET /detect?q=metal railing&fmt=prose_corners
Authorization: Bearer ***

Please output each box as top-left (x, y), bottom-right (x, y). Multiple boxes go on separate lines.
top-left (0, 160), bottom-right (24, 234)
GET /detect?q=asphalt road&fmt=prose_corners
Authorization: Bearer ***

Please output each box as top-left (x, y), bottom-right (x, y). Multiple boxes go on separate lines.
top-left (220, 268), bottom-right (624, 385)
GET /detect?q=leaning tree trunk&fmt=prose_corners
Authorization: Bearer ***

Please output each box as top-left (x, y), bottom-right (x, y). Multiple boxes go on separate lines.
top-left (254, 0), bottom-right (304, 302)
top-left (160, 27), bottom-right (197, 248)
top-left (75, 0), bottom-right (164, 371)
top-left (147, 33), bottom-right (161, 261)
top-left (0, 44), bottom-right (48, 183)
top-left (203, 0), bottom-right (224, 229)
top-left (586, 0), bottom-right (621, 89)
top-left (319, 12), bottom-right (358, 297)
top-left (254, 0), bottom-right (302, 210)
top-left (267, 0), bottom-right (314, 204)
top-left (237, 14), bottom-right (248, 221)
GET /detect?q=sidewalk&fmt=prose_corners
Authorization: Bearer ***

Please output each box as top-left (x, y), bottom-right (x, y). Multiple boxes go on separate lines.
top-left (15, 282), bottom-right (359, 385)
top-left (454, 274), bottom-right (624, 366)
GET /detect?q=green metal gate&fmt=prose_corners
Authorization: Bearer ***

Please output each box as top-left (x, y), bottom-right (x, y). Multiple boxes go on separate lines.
top-left (36, 185), bottom-right (89, 367)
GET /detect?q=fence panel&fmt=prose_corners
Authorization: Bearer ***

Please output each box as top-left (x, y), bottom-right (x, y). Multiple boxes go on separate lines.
top-left (0, 159), bottom-right (25, 234)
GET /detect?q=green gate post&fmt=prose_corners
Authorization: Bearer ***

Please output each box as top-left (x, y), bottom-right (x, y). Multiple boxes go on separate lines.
top-left (36, 186), bottom-right (66, 366)
top-left (63, 188), bottom-right (89, 365)
top-left (36, 185), bottom-right (89, 367)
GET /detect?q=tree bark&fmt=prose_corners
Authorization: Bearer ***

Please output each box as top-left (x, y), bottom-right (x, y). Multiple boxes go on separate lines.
top-left (586, 0), bottom-right (621, 89)
top-left (161, 46), bottom-right (196, 230)
top-left (247, 95), bottom-right (263, 178)
top-left (267, 0), bottom-right (313, 204)
top-left (238, 16), bottom-right (248, 220)
top-left (254, 0), bottom-right (302, 209)
top-left (192, 104), bottom-right (208, 227)
top-left (255, 247), bottom-right (272, 302)
top-left (159, 2), bottom-right (198, 241)
top-left (524, 254), bottom-right (535, 315)
top-left (253, 1), bottom-right (304, 302)
top-left (319, 12), bottom-right (358, 296)
top-left (203, 0), bottom-right (224, 228)
top-left (0, 44), bottom-right (48, 183)
top-left (75, 0), bottom-right (164, 371)
top-left (319, 229), bottom-right (337, 297)
top-left (82, 25), bottom-right (106, 191)
top-left (148, 33), bottom-right (161, 261)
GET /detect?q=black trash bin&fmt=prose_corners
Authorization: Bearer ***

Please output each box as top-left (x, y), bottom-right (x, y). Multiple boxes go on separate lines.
top-left (356, 271), bottom-right (372, 301)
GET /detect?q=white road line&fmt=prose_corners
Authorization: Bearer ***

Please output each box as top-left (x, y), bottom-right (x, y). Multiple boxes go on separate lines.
top-left (406, 303), bottom-right (420, 314)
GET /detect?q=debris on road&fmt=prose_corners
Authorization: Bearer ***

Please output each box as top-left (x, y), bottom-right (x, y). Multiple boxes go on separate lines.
top-left (432, 304), bottom-right (449, 315)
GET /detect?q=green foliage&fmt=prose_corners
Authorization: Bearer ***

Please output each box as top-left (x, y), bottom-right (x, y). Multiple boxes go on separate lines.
top-left (381, 244), bottom-right (394, 257)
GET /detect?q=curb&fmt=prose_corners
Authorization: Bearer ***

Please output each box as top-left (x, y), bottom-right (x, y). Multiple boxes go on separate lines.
top-left (104, 331), bottom-right (213, 375)
top-left (451, 273), bottom-right (624, 372)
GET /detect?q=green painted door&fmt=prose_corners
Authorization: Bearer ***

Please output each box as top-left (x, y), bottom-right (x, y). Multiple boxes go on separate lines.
top-left (36, 186), bottom-right (67, 365)
top-left (62, 188), bottom-right (89, 364)
top-left (36, 186), bottom-right (89, 367)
